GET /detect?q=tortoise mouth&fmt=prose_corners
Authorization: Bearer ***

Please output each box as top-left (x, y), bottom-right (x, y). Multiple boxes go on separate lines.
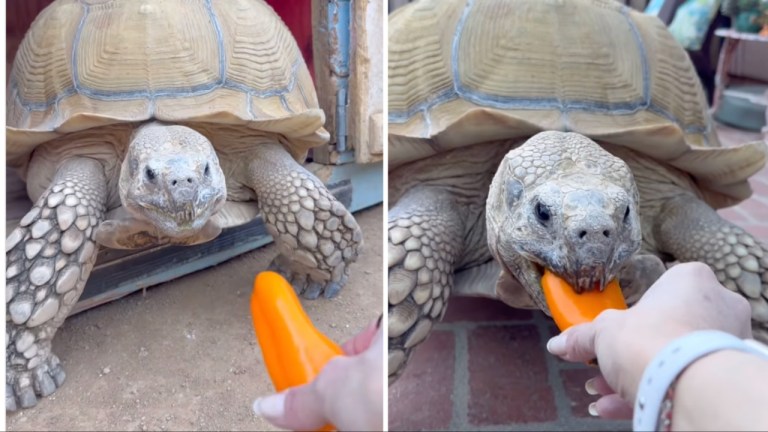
top-left (129, 195), bottom-right (223, 236)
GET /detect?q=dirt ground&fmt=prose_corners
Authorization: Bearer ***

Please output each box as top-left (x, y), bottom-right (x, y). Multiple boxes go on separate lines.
top-left (6, 205), bottom-right (384, 432)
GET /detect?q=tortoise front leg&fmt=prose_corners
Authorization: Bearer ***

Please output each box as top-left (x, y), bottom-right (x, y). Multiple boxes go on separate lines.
top-left (655, 194), bottom-right (768, 340)
top-left (388, 187), bottom-right (465, 384)
top-left (6, 157), bottom-right (107, 410)
top-left (245, 143), bottom-right (363, 299)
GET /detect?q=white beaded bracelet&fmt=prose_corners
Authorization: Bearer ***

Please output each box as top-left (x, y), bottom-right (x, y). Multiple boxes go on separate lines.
top-left (633, 330), bottom-right (768, 432)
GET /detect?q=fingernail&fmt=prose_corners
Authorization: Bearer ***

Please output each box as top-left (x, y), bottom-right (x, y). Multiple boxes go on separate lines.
top-left (588, 402), bottom-right (599, 417)
top-left (546, 334), bottom-right (566, 355)
top-left (585, 378), bottom-right (598, 395)
top-left (252, 393), bottom-right (286, 419)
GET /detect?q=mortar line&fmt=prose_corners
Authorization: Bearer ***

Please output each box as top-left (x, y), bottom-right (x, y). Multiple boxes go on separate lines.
top-left (533, 312), bottom-right (574, 423)
top-left (448, 325), bottom-right (471, 431)
top-left (435, 319), bottom-right (534, 331)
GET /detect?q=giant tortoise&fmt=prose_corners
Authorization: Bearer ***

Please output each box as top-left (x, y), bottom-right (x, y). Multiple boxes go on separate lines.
top-left (387, 0), bottom-right (768, 382)
top-left (6, 0), bottom-right (363, 410)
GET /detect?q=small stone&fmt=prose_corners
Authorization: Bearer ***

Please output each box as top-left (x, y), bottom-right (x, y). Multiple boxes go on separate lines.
top-left (316, 211), bottom-right (331, 221)
top-left (396, 219), bottom-right (413, 228)
top-left (431, 298), bottom-right (444, 318)
top-left (35, 287), bottom-right (48, 303)
top-left (733, 245), bottom-right (748, 258)
top-left (285, 222), bottom-right (298, 236)
top-left (27, 356), bottom-right (42, 369)
top-left (418, 268), bottom-right (432, 285)
top-left (76, 205), bottom-right (88, 216)
top-left (28, 297), bottom-right (60, 327)
top-left (102, 367), bottom-right (111, 375)
top-left (409, 225), bottom-right (424, 237)
top-left (31, 219), bottom-right (53, 239)
top-left (29, 259), bottom-right (55, 286)
top-left (296, 209), bottom-right (314, 231)
top-left (6, 263), bottom-right (21, 279)
top-left (297, 188), bottom-right (308, 198)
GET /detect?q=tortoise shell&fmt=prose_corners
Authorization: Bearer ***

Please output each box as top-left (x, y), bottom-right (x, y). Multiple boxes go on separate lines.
top-left (7, 0), bottom-right (327, 167)
top-left (388, 0), bottom-right (766, 208)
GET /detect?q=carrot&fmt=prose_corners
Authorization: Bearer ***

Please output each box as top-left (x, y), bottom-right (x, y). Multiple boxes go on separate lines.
top-left (541, 269), bottom-right (627, 332)
top-left (250, 271), bottom-right (342, 432)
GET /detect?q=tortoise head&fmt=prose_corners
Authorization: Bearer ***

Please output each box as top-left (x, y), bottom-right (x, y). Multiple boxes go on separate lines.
top-left (119, 122), bottom-right (227, 238)
top-left (486, 131), bottom-right (642, 309)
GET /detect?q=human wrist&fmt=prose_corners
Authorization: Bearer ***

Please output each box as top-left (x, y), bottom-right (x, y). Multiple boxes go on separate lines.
top-left (632, 330), bottom-right (768, 431)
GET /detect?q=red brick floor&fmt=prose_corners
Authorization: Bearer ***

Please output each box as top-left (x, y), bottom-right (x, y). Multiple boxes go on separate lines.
top-left (388, 124), bottom-right (767, 431)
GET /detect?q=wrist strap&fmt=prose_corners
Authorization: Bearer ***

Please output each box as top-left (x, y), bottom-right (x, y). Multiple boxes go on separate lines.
top-left (633, 330), bottom-right (768, 431)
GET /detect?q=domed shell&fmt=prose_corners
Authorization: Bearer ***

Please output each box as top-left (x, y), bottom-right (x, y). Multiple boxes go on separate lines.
top-left (7, 0), bottom-right (328, 167)
top-left (388, 0), bottom-right (767, 208)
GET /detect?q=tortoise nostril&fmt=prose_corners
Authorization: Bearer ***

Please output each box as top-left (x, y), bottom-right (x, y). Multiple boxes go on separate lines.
top-left (579, 230), bottom-right (587, 239)
top-left (187, 178), bottom-right (193, 183)
top-left (171, 180), bottom-right (177, 186)
top-left (602, 230), bottom-right (610, 238)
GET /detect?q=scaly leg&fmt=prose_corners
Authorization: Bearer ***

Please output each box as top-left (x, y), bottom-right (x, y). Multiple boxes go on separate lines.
top-left (388, 187), bottom-right (466, 384)
top-left (6, 158), bottom-right (107, 410)
top-left (246, 143), bottom-right (363, 299)
top-left (655, 194), bottom-right (768, 341)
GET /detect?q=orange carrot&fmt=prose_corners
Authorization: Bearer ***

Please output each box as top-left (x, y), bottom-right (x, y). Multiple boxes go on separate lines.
top-left (251, 271), bottom-right (342, 432)
top-left (541, 269), bottom-right (627, 332)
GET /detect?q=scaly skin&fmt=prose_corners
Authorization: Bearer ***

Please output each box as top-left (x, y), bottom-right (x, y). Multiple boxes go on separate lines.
top-left (247, 142), bottom-right (363, 299)
top-left (6, 157), bottom-right (106, 411)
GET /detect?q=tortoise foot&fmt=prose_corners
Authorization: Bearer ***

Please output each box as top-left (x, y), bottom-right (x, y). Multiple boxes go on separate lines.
top-left (7, 352), bottom-right (66, 411)
top-left (267, 255), bottom-right (349, 300)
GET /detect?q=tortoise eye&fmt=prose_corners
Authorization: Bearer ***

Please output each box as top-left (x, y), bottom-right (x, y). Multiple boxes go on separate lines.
top-left (623, 206), bottom-right (630, 223)
top-left (534, 201), bottom-right (550, 225)
top-left (145, 167), bottom-right (156, 182)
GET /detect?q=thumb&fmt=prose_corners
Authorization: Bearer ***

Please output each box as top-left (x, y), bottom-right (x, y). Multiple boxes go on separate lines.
top-left (253, 382), bottom-right (328, 431)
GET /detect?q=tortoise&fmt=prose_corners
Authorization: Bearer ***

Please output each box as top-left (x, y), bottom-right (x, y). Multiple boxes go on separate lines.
top-left (387, 0), bottom-right (768, 383)
top-left (6, 0), bottom-right (363, 410)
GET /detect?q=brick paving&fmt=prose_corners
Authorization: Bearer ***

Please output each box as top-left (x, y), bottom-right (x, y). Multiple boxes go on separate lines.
top-left (388, 124), bottom-right (767, 431)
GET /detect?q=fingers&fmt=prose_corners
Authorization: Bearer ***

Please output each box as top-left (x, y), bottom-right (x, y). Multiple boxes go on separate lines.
top-left (253, 382), bottom-right (329, 431)
top-left (342, 317), bottom-right (381, 355)
top-left (546, 323), bottom-right (598, 363)
top-left (585, 375), bottom-right (614, 396)
top-left (591, 394), bottom-right (633, 420)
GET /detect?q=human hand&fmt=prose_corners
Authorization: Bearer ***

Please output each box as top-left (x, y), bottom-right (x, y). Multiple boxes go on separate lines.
top-left (252, 317), bottom-right (384, 431)
top-left (546, 262), bottom-right (753, 419)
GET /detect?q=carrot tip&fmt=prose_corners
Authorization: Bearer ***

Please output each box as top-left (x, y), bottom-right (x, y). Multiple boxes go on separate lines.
top-left (541, 269), bottom-right (627, 332)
